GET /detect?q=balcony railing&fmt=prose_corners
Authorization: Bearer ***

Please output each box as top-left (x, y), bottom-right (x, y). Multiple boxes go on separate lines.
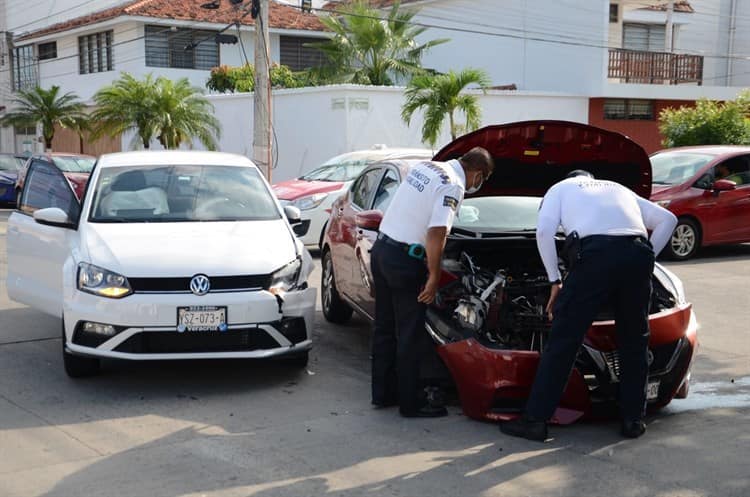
top-left (608, 48), bottom-right (704, 85)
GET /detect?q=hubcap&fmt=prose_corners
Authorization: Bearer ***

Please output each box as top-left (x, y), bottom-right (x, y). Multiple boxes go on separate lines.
top-left (671, 224), bottom-right (696, 257)
top-left (323, 256), bottom-right (333, 311)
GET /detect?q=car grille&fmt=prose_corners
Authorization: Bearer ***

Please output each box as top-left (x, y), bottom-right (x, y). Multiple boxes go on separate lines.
top-left (602, 338), bottom-right (683, 379)
top-left (114, 327), bottom-right (281, 354)
top-left (129, 275), bottom-right (271, 294)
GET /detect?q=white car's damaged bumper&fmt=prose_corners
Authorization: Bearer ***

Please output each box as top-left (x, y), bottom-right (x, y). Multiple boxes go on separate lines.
top-left (62, 287), bottom-right (316, 360)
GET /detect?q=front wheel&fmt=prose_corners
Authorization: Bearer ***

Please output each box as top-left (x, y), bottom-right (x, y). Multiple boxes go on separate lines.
top-left (321, 249), bottom-right (353, 324)
top-left (665, 218), bottom-right (701, 260)
top-left (62, 319), bottom-right (100, 378)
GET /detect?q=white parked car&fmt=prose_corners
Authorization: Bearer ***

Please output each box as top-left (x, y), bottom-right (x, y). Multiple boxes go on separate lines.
top-left (272, 146), bottom-right (432, 248)
top-left (6, 151), bottom-right (316, 377)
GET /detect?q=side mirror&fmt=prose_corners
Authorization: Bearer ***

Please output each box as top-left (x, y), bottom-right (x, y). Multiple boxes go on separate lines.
top-left (33, 207), bottom-right (74, 228)
top-left (713, 179), bottom-right (737, 191)
top-left (283, 205), bottom-right (302, 225)
top-left (355, 210), bottom-right (383, 231)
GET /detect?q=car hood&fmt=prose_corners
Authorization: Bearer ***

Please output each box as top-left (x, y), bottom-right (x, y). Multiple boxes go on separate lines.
top-left (0, 170), bottom-right (17, 183)
top-left (272, 179), bottom-right (346, 200)
top-left (82, 219), bottom-right (297, 277)
top-left (433, 120), bottom-right (652, 198)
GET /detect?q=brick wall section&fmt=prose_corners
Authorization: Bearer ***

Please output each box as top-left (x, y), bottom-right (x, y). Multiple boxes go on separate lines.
top-left (589, 98), bottom-right (696, 154)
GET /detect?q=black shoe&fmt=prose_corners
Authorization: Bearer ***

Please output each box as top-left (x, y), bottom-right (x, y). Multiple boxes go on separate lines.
top-left (400, 405), bottom-right (449, 418)
top-left (621, 419), bottom-right (646, 438)
top-left (499, 416), bottom-right (549, 442)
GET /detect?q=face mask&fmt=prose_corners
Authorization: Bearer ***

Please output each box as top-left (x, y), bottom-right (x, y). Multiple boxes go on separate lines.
top-left (466, 173), bottom-right (484, 194)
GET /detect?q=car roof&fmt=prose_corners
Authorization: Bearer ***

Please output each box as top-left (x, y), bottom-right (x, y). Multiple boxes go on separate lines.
top-left (324, 147), bottom-right (432, 163)
top-left (97, 150), bottom-right (257, 168)
top-left (653, 145), bottom-right (750, 156)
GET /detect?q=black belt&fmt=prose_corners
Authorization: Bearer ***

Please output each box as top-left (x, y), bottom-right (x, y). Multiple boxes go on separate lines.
top-left (377, 233), bottom-right (426, 259)
top-left (581, 234), bottom-right (649, 244)
top-left (377, 232), bottom-right (410, 249)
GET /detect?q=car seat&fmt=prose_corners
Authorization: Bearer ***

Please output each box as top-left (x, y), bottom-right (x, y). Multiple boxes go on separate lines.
top-left (99, 170), bottom-right (169, 218)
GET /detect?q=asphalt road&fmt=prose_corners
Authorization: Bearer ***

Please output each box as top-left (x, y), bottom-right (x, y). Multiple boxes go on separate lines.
top-left (1, 208), bottom-right (748, 497)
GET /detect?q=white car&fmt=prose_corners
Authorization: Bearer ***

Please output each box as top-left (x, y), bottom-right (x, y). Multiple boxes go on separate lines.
top-left (272, 146), bottom-right (432, 248)
top-left (6, 151), bottom-right (316, 377)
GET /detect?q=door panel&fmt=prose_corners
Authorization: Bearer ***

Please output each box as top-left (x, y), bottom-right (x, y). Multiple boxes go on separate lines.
top-left (703, 155), bottom-right (750, 242)
top-left (6, 163), bottom-right (79, 316)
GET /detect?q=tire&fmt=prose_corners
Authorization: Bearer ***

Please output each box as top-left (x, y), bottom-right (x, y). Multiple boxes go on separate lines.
top-left (665, 218), bottom-right (701, 260)
top-left (321, 249), bottom-right (353, 324)
top-left (62, 319), bottom-right (100, 378)
top-left (318, 221), bottom-right (328, 251)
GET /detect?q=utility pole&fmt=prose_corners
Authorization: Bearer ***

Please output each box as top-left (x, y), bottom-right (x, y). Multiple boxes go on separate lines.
top-left (665, 1), bottom-right (674, 53)
top-left (253, 0), bottom-right (272, 181)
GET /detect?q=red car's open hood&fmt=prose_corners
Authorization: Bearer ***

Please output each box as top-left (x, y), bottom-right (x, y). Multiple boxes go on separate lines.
top-left (432, 121), bottom-right (652, 198)
top-left (272, 179), bottom-right (345, 200)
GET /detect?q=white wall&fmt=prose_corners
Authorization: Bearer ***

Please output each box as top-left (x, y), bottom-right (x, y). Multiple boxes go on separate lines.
top-left (676, 0), bottom-right (733, 86)
top-left (6, 0), bottom-right (125, 36)
top-left (135, 85), bottom-right (588, 183)
top-left (412, 0), bottom-right (608, 95)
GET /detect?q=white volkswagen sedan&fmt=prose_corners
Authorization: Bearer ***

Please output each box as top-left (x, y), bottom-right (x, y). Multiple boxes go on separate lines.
top-left (6, 151), bottom-right (316, 377)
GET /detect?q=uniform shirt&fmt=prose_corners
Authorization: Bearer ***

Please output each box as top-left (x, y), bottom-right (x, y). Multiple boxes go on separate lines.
top-left (379, 160), bottom-right (466, 246)
top-left (537, 176), bottom-right (678, 282)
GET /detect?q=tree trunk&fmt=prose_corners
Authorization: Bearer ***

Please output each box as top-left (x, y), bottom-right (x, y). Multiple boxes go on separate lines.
top-left (449, 111), bottom-right (456, 140)
top-left (45, 136), bottom-right (53, 152)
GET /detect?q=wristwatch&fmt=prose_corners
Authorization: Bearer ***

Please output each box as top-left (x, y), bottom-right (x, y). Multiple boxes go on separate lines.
top-left (549, 279), bottom-right (562, 285)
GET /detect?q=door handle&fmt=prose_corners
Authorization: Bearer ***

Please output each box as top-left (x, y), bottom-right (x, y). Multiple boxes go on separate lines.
top-left (336, 207), bottom-right (344, 217)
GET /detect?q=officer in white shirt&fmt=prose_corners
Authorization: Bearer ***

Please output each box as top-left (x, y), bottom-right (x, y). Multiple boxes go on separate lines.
top-left (500, 170), bottom-right (677, 441)
top-left (371, 147), bottom-right (494, 418)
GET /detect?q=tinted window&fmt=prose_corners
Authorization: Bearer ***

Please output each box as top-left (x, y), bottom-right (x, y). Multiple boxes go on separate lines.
top-left (351, 169), bottom-right (381, 209)
top-left (372, 169), bottom-right (399, 212)
top-left (20, 163), bottom-right (80, 220)
top-left (713, 155), bottom-right (750, 186)
top-left (90, 165), bottom-right (280, 223)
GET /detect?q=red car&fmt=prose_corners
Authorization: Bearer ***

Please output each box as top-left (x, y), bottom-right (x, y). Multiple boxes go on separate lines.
top-left (321, 121), bottom-right (697, 424)
top-left (15, 153), bottom-right (95, 203)
top-left (650, 146), bottom-right (750, 260)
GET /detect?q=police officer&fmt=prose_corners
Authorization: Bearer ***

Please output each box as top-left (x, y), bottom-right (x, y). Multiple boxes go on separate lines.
top-left (371, 147), bottom-right (494, 417)
top-left (500, 170), bottom-right (678, 441)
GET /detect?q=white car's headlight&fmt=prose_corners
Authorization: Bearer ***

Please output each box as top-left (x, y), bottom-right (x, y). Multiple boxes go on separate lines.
top-left (77, 263), bottom-right (132, 298)
top-left (269, 258), bottom-right (302, 295)
top-left (293, 193), bottom-right (328, 211)
top-left (656, 200), bottom-right (672, 208)
top-left (654, 264), bottom-right (686, 305)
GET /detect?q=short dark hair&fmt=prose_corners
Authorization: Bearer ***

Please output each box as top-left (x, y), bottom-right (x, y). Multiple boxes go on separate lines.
top-left (459, 147), bottom-right (494, 176)
top-left (567, 169), bottom-right (593, 179)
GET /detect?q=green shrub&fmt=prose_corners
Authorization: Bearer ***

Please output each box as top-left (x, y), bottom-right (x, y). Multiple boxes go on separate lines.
top-left (659, 94), bottom-right (750, 148)
top-left (206, 63), bottom-right (315, 93)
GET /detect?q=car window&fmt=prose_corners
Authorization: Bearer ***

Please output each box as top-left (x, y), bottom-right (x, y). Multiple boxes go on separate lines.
top-left (90, 164), bottom-right (281, 223)
top-left (453, 197), bottom-right (542, 233)
top-left (52, 156), bottom-right (95, 173)
top-left (350, 168), bottom-right (382, 209)
top-left (19, 162), bottom-right (80, 221)
top-left (372, 168), bottom-right (400, 212)
top-left (0, 156), bottom-right (24, 170)
top-left (712, 154), bottom-right (750, 187)
top-left (650, 152), bottom-right (716, 186)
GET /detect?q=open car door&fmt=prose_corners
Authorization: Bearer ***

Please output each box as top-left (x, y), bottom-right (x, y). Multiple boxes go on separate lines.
top-left (6, 160), bottom-right (81, 317)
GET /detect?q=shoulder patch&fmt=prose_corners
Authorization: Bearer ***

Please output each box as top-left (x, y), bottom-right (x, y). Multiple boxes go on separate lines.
top-left (443, 195), bottom-right (458, 211)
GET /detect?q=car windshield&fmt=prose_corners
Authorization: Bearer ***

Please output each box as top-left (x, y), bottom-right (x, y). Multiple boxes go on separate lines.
top-left (454, 196), bottom-right (542, 233)
top-left (89, 164), bottom-right (281, 223)
top-left (300, 161), bottom-right (370, 182)
top-left (0, 156), bottom-right (25, 171)
top-left (53, 156), bottom-right (95, 173)
top-left (650, 152), bottom-right (716, 185)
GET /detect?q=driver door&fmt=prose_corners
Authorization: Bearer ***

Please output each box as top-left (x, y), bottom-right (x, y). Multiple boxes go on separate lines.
top-left (353, 166), bottom-right (402, 318)
top-left (703, 156), bottom-right (750, 242)
top-left (6, 161), bottom-right (80, 316)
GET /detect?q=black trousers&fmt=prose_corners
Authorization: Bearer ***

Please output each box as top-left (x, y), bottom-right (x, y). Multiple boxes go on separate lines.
top-left (525, 235), bottom-right (656, 422)
top-left (370, 238), bottom-right (430, 414)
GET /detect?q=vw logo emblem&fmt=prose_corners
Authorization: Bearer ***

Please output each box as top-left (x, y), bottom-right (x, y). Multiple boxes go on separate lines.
top-left (189, 274), bottom-right (211, 296)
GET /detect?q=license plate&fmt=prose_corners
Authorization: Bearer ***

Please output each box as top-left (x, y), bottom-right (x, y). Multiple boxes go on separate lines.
top-left (647, 380), bottom-right (660, 401)
top-left (177, 306), bottom-right (227, 331)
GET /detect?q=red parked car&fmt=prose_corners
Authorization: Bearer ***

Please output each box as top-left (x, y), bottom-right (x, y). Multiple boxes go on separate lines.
top-left (650, 146), bottom-right (750, 260)
top-left (15, 153), bottom-right (95, 203)
top-left (321, 121), bottom-right (697, 424)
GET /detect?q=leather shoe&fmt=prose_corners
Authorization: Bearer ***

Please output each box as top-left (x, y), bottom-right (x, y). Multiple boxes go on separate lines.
top-left (400, 405), bottom-right (448, 418)
top-left (621, 419), bottom-right (646, 438)
top-left (499, 416), bottom-right (549, 442)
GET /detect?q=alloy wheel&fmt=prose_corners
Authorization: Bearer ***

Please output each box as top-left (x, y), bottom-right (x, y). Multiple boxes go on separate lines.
top-left (322, 255), bottom-right (333, 313)
top-left (671, 223), bottom-right (696, 257)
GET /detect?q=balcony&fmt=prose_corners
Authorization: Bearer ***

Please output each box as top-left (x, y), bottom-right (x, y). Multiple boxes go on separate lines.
top-left (608, 48), bottom-right (703, 85)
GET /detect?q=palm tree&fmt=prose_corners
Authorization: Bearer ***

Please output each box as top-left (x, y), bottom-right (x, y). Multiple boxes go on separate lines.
top-left (92, 74), bottom-right (221, 150)
top-left (91, 73), bottom-right (160, 149)
top-left (401, 68), bottom-right (491, 147)
top-left (152, 77), bottom-right (221, 150)
top-left (310, 0), bottom-right (449, 85)
top-left (0, 86), bottom-right (87, 151)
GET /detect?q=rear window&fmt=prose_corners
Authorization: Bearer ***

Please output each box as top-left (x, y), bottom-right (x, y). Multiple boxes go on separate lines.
top-left (53, 156), bottom-right (95, 173)
top-left (0, 156), bottom-right (25, 171)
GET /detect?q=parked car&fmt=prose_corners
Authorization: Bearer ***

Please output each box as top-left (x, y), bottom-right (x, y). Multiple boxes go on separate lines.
top-left (649, 145), bottom-right (750, 260)
top-left (0, 153), bottom-right (28, 205)
top-left (321, 121), bottom-right (697, 424)
top-left (16, 153), bottom-right (95, 204)
top-left (6, 151), bottom-right (316, 377)
top-left (272, 146), bottom-right (432, 249)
